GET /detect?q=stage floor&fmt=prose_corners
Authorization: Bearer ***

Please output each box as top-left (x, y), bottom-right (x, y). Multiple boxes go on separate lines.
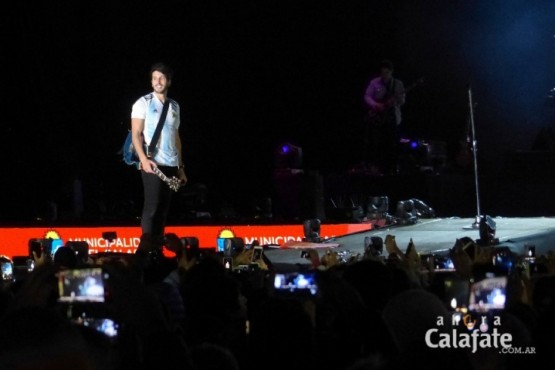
top-left (265, 217), bottom-right (555, 269)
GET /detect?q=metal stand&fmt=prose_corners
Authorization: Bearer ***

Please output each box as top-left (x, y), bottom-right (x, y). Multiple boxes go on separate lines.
top-left (464, 84), bottom-right (482, 230)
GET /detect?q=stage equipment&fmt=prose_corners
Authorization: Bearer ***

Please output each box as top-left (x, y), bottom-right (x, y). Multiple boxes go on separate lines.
top-left (366, 196), bottom-right (394, 227)
top-left (411, 198), bottom-right (435, 218)
top-left (398, 138), bottom-right (447, 173)
top-left (364, 236), bottom-right (384, 257)
top-left (275, 142), bottom-right (303, 169)
top-left (464, 84), bottom-right (483, 230)
top-left (273, 168), bottom-right (324, 222)
top-left (367, 196), bottom-right (389, 218)
top-left (302, 218), bottom-right (323, 243)
top-left (394, 200), bottom-right (418, 225)
top-left (477, 215), bottom-right (499, 246)
top-left (327, 197), bottom-right (365, 223)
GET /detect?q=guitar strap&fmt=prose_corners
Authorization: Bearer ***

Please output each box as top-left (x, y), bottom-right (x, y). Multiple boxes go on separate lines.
top-left (386, 78), bottom-right (396, 100)
top-left (146, 98), bottom-right (171, 158)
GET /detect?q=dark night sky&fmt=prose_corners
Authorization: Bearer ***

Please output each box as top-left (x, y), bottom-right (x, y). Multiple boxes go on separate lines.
top-left (3, 0), bottom-right (555, 223)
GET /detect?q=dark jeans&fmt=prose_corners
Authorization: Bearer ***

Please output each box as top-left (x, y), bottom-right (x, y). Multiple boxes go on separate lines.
top-left (141, 165), bottom-right (178, 244)
top-left (368, 112), bottom-right (399, 174)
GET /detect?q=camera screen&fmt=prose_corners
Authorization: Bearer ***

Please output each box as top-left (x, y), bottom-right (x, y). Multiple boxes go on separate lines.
top-left (468, 276), bottom-right (507, 312)
top-left (493, 251), bottom-right (513, 273)
top-left (251, 247), bottom-right (263, 262)
top-left (58, 268), bottom-right (107, 303)
top-left (443, 277), bottom-right (469, 310)
top-left (434, 256), bottom-right (455, 272)
top-left (223, 257), bottom-right (233, 270)
top-left (274, 272), bottom-right (318, 295)
top-left (73, 317), bottom-right (118, 338)
top-left (29, 239), bottom-right (53, 260)
top-left (1, 262), bottom-right (13, 281)
top-left (217, 238), bottom-right (227, 252)
top-left (526, 245), bottom-right (536, 259)
top-left (51, 239), bottom-right (64, 257)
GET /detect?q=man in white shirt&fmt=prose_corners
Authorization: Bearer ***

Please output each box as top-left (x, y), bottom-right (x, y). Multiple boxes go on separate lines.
top-left (131, 63), bottom-right (187, 248)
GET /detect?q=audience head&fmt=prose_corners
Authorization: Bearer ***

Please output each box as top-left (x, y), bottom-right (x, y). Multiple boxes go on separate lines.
top-left (53, 246), bottom-right (78, 270)
top-left (0, 306), bottom-right (94, 369)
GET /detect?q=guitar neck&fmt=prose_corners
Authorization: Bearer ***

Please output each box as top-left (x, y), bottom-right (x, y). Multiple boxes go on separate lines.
top-left (153, 167), bottom-right (169, 182)
top-left (152, 166), bottom-right (181, 192)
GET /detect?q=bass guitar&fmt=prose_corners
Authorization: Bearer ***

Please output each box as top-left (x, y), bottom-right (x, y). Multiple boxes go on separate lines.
top-left (367, 77), bottom-right (425, 126)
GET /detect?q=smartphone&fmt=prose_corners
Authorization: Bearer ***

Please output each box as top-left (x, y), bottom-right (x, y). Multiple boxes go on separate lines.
top-left (217, 238), bottom-right (228, 252)
top-left (28, 238), bottom-right (53, 260)
top-left (434, 255), bottom-right (455, 272)
top-left (525, 245), bottom-right (536, 260)
top-left (273, 272), bottom-right (318, 296)
top-left (1, 262), bottom-right (13, 281)
top-left (50, 239), bottom-right (64, 257)
top-left (251, 246), bottom-right (263, 263)
top-left (223, 257), bottom-right (233, 271)
top-left (468, 275), bottom-right (507, 312)
top-left (57, 267), bottom-right (108, 303)
top-left (73, 317), bottom-right (118, 338)
top-left (178, 237), bottom-right (200, 260)
top-left (492, 248), bottom-right (514, 273)
top-left (443, 277), bottom-right (470, 310)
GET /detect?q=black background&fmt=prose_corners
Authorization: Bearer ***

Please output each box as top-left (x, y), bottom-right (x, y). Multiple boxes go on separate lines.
top-left (3, 0), bottom-right (555, 224)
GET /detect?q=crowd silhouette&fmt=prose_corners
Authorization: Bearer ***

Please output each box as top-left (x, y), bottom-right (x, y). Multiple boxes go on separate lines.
top-left (0, 233), bottom-right (553, 370)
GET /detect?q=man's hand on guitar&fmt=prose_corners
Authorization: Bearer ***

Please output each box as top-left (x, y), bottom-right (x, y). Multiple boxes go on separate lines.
top-left (140, 159), bottom-right (157, 174)
top-left (372, 102), bottom-right (386, 112)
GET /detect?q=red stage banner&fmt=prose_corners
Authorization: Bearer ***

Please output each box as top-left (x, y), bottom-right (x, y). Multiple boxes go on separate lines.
top-left (0, 223), bottom-right (371, 259)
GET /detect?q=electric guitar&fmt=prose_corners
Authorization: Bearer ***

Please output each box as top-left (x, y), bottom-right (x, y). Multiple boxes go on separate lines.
top-left (367, 77), bottom-right (425, 126)
top-left (123, 133), bottom-right (182, 192)
top-left (152, 166), bottom-right (182, 192)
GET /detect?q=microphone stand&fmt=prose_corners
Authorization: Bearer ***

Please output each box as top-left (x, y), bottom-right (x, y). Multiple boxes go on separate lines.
top-left (465, 84), bottom-right (482, 229)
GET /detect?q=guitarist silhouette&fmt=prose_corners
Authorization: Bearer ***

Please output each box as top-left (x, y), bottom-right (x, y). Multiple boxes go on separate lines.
top-left (362, 60), bottom-right (420, 175)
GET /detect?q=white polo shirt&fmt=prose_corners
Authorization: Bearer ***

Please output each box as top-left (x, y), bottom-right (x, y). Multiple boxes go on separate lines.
top-left (131, 93), bottom-right (180, 167)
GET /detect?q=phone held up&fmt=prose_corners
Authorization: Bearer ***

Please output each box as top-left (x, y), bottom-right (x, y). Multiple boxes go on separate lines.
top-left (468, 274), bottom-right (508, 313)
top-left (57, 267), bottom-right (110, 303)
top-left (251, 246), bottom-right (264, 263)
top-left (273, 271), bottom-right (318, 296)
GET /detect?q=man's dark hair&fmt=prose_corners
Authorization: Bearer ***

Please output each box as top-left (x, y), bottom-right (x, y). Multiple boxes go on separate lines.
top-left (150, 62), bottom-right (174, 80)
top-left (380, 59), bottom-right (394, 71)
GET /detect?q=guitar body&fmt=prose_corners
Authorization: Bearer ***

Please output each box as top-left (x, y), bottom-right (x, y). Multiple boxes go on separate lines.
top-left (122, 131), bottom-right (141, 169)
top-left (367, 103), bottom-right (395, 127)
top-left (366, 77), bottom-right (424, 127)
top-left (122, 132), bottom-right (181, 191)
